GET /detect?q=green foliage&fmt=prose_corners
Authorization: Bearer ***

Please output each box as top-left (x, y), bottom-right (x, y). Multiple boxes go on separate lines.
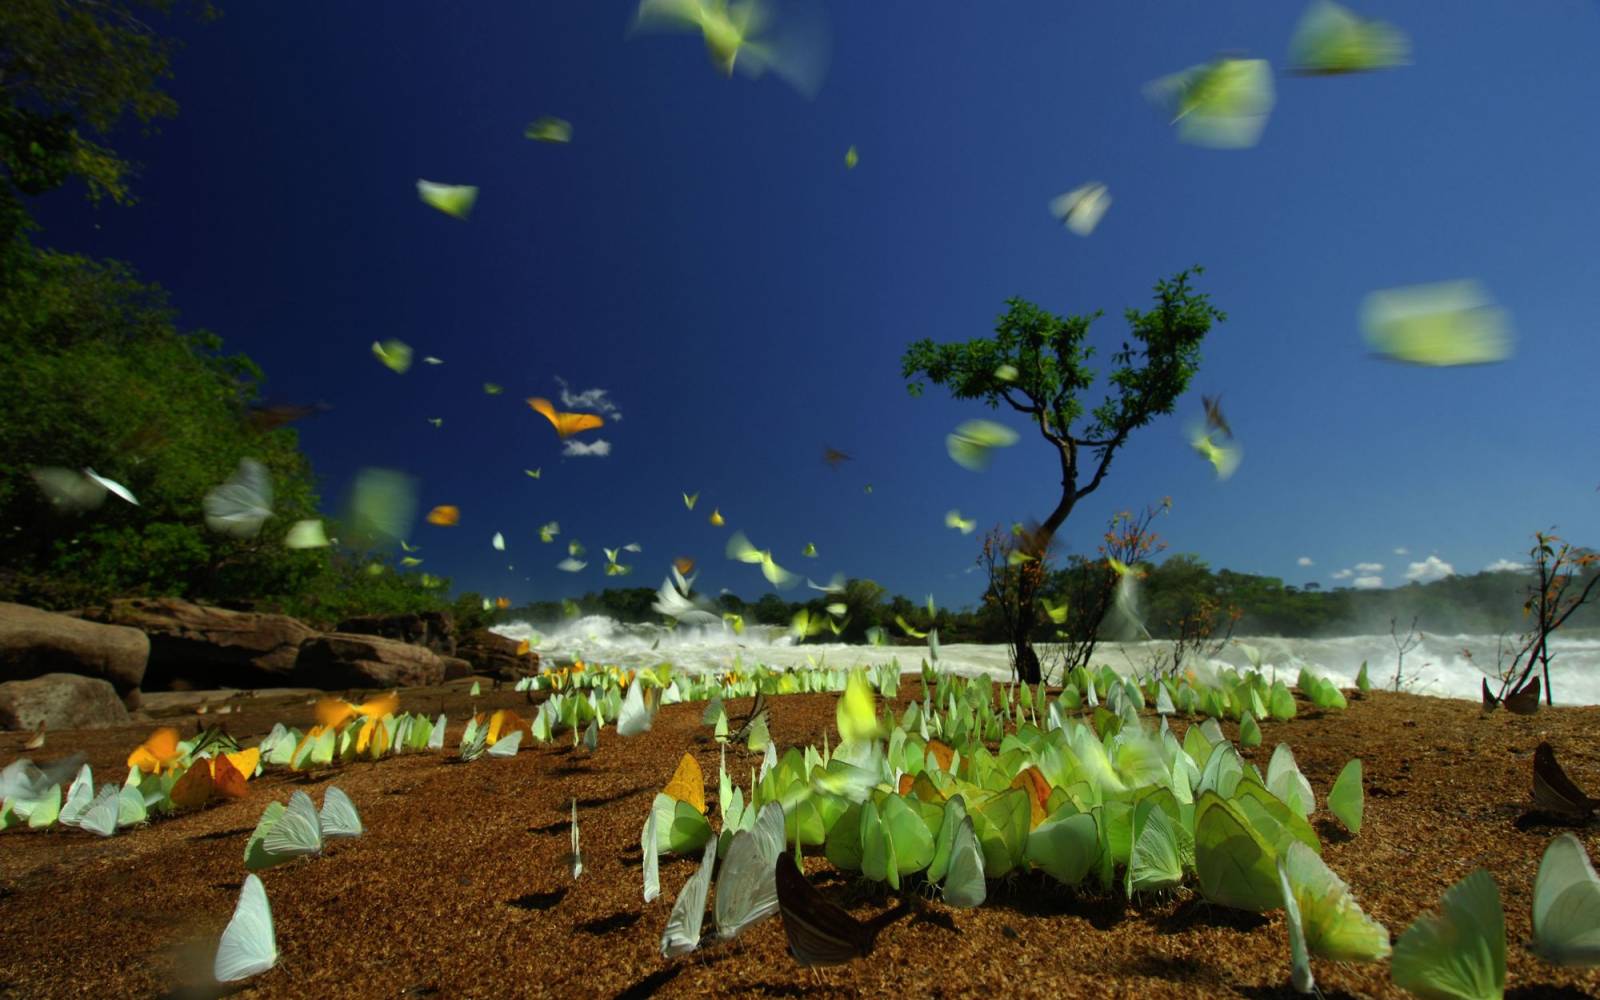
top-left (0, 247), bottom-right (333, 609)
top-left (0, 0), bottom-right (214, 239)
top-left (902, 269), bottom-right (1226, 683)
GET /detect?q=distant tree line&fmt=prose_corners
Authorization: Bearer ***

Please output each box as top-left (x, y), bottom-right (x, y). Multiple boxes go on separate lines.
top-left (506, 552), bottom-right (1599, 643)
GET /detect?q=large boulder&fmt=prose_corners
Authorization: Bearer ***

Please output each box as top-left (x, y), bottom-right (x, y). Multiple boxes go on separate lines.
top-left (71, 597), bottom-right (315, 690)
top-left (335, 610), bottom-right (457, 657)
top-left (0, 601), bottom-right (148, 699)
top-left (456, 628), bottom-right (540, 682)
top-left (0, 673), bottom-right (129, 731)
top-left (294, 633), bottom-right (446, 689)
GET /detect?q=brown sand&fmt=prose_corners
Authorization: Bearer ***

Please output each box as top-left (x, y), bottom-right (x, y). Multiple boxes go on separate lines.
top-left (1, 681), bottom-right (1598, 1000)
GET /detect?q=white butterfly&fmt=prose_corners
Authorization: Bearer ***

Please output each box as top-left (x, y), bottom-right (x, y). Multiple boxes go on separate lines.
top-left (1532, 832), bottom-right (1600, 966)
top-left (318, 785), bottom-right (363, 838)
top-left (59, 764), bottom-right (94, 827)
top-left (213, 874), bottom-right (278, 982)
top-left (567, 798), bottom-right (583, 879)
top-left (487, 730), bottom-right (523, 758)
top-left (261, 790), bottom-right (323, 858)
top-left (1049, 181), bottom-right (1111, 236)
top-left (428, 713), bottom-right (447, 751)
top-left (642, 810), bottom-right (661, 904)
top-left (77, 784), bottom-right (122, 838)
top-left (714, 801), bottom-right (785, 940)
top-left (203, 458), bottom-right (274, 539)
top-left (617, 678), bottom-right (654, 737)
top-left (660, 835), bottom-right (718, 957)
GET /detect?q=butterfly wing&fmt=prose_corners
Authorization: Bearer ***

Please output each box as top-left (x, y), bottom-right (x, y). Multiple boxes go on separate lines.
top-left (715, 801), bottom-right (786, 939)
top-left (213, 874), bottom-right (278, 982)
top-left (203, 459), bottom-right (275, 539)
top-left (262, 791), bottom-right (323, 857)
top-left (1391, 869), bottom-right (1506, 1000)
top-left (660, 834), bottom-right (719, 957)
top-left (774, 851), bottom-right (871, 966)
top-left (319, 785), bottom-right (364, 838)
top-left (1532, 833), bottom-right (1600, 967)
top-left (78, 784), bottom-right (122, 838)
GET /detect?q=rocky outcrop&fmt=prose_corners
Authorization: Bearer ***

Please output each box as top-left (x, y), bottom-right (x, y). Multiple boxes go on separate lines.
top-left (71, 597), bottom-right (315, 690)
top-left (0, 601), bottom-right (148, 700)
top-left (294, 632), bottom-right (447, 689)
top-left (0, 673), bottom-right (130, 730)
top-left (335, 610), bottom-right (457, 657)
top-left (456, 628), bottom-right (539, 682)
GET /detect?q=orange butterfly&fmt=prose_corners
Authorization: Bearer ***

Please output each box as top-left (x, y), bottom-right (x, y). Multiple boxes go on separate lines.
top-left (169, 758), bottom-right (216, 810)
top-left (426, 505), bottom-right (460, 526)
top-left (210, 753), bottom-right (249, 801)
top-left (127, 726), bottom-right (182, 774)
top-left (527, 397), bottom-right (604, 438)
top-left (663, 752), bottom-right (706, 815)
top-left (673, 556), bottom-right (696, 576)
top-left (495, 596), bottom-right (510, 609)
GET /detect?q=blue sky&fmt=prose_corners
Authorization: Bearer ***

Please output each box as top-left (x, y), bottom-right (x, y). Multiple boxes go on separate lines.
top-left (32, 1), bottom-right (1600, 610)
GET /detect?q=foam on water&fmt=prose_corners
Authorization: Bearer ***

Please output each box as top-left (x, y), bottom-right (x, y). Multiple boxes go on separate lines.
top-left (492, 617), bottom-right (1600, 706)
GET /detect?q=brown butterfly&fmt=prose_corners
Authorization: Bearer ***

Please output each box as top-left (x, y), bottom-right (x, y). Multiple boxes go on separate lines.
top-left (1532, 742), bottom-right (1599, 823)
top-left (822, 446), bottom-right (852, 470)
top-left (23, 723), bottom-right (45, 750)
top-left (1505, 676), bottom-right (1541, 715)
top-left (247, 400), bottom-right (331, 432)
top-left (728, 691), bottom-right (768, 745)
top-left (774, 852), bottom-right (909, 967)
top-left (1202, 393), bottom-right (1233, 439)
top-left (527, 397), bottom-right (604, 438)
top-left (1481, 677), bottom-right (1499, 712)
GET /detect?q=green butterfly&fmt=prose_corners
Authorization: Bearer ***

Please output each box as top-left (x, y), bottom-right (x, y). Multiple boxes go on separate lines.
top-left (371, 339), bottom-right (412, 374)
top-left (1146, 57), bottom-right (1275, 149)
top-left (1362, 280), bottom-right (1513, 367)
top-left (844, 145), bottom-right (858, 169)
top-left (1327, 758), bottom-right (1363, 835)
top-left (1287, 1), bottom-right (1409, 76)
top-left (1531, 833), bottom-right (1600, 967)
top-left (415, 179), bottom-right (477, 220)
top-left (1277, 840), bottom-right (1389, 996)
top-left (1391, 869), bottom-right (1505, 999)
top-left (525, 116), bottom-right (572, 143)
top-left (946, 419), bottom-right (1018, 471)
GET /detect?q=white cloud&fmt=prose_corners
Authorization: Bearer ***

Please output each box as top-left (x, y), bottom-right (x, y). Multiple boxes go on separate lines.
top-left (1405, 555), bottom-right (1455, 584)
top-left (1353, 575), bottom-right (1384, 590)
top-left (554, 376), bottom-right (622, 420)
top-left (1355, 562), bottom-right (1384, 574)
top-left (1296, 556), bottom-right (1313, 567)
top-left (1330, 568), bottom-right (1353, 580)
top-left (562, 439), bottom-right (611, 457)
top-left (1484, 558), bottom-right (1529, 573)
top-left (1393, 546), bottom-right (1409, 555)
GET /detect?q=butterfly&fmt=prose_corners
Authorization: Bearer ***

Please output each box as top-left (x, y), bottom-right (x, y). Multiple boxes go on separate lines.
top-left (204, 458), bottom-right (275, 539)
top-left (1531, 833), bottom-right (1600, 967)
top-left (1287, 0), bottom-right (1409, 76)
top-left (1390, 869), bottom-right (1506, 999)
top-left (23, 724), bottom-right (44, 751)
top-left (946, 419), bottom-right (1017, 471)
top-left (284, 519), bottom-right (329, 549)
top-left (1049, 182), bottom-right (1110, 237)
top-left (844, 146), bottom-right (858, 169)
top-left (371, 338), bottom-right (413, 373)
top-left (1532, 742), bottom-right (1599, 823)
top-left (944, 510), bottom-right (976, 535)
top-left (415, 179), bottom-right (477, 219)
top-left (822, 446), bottom-right (852, 469)
top-left (1145, 57), bottom-right (1275, 149)
top-left (564, 798), bottom-right (584, 879)
top-left (715, 801), bottom-right (785, 939)
top-left (683, 491), bottom-right (699, 510)
top-left (213, 874), bottom-right (278, 982)
top-left (660, 835), bottom-right (718, 957)
top-left (773, 851), bottom-right (884, 966)
top-left (527, 397), bottom-right (604, 437)
top-left (30, 467), bottom-right (138, 512)
top-left (1201, 393), bottom-right (1233, 438)
top-left (727, 691), bottom-right (769, 745)
top-left (1505, 676), bottom-right (1541, 715)
top-left (525, 116), bottom-right (572, 143)
top-left (708, 508), bottom-right (725, 526)
top-left (246, 400), bottom-right (331, 432)
top-left (1362, 280), bottom-right (1513, 367)
top-left (425, 505), bottom-right (460, 527)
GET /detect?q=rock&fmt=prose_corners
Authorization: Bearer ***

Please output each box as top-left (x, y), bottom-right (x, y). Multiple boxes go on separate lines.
top-left (294, 633), bottom-right (446, 689)
top-left (0, 673), bottom-right (130, 730)
top-left (335, 610), bottom-right (457, 657)
top-left (440, 656), bottom-right (473, 682)
top-left (455, 628), bottom-right (539, 682)
top-left (0, 601), bottom-right (148, 697)
top-left (71, 597), bottom-right (315, 690)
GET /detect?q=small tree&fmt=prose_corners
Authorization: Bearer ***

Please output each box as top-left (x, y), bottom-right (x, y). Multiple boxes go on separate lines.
top-left (1494, 530), bottom-right (1600, 706)
top-left (1042, 499), bottom-right (1171, 683)
top-left (903, 268), bottom-right (1226, 684)
top-left (1389, 615), bottom-right (1422, 691)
